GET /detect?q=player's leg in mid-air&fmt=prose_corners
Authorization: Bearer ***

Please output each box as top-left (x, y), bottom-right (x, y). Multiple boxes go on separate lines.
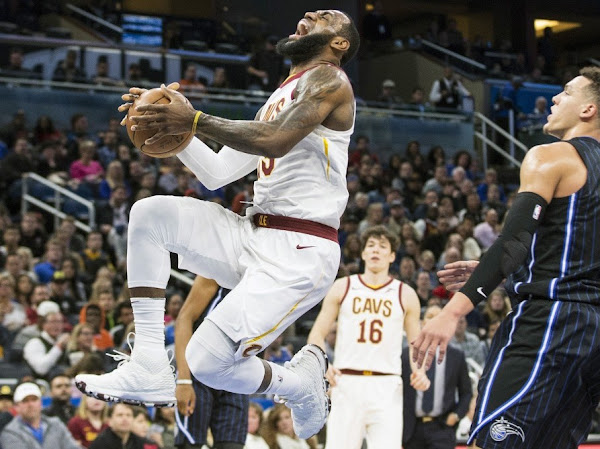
top-left (76, 195), bottom-right (338, 437)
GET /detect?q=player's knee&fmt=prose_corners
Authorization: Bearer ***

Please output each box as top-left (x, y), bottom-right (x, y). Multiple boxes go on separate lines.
top-left (185, 321), bottom-right (236, 390)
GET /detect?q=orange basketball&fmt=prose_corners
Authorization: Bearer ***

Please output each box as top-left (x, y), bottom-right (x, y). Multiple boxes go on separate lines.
top-left (126, 87), bottom-right (194, 158)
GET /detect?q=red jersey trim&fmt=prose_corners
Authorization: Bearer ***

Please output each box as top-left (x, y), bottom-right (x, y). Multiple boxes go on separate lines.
top-left (357, 275), bottom-right (395, 291)
top-left (339, 276), bottom-right (351, 305)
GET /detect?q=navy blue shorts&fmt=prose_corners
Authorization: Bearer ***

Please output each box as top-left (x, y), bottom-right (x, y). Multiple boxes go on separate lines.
top-left (469, 299), bottom-right (600, 449)
top-left (175, 381), bottom-right (249, 446)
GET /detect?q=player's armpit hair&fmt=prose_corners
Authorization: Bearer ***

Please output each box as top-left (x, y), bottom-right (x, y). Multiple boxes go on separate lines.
top-left (460, 192), bottom-right (548, 306)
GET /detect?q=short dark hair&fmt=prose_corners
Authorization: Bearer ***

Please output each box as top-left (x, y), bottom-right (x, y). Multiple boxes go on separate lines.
top-left (360, 225), bottom-right (399, 253)
top-left (338, 12), bottom-right (360, 66)
top-left (116, 301), bottom-right (133, 316)
top-left (50, 373), bottom-right (71, 385)
top-left (580, 66), bottom-right (600, 109)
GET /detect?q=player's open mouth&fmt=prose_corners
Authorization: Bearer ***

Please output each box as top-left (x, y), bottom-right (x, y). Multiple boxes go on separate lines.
top-left (289, 20), bottom-right (310, 38)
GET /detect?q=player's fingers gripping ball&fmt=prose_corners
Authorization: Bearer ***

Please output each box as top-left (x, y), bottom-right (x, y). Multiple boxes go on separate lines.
top-left (126, 87), bottom-right (194, 158)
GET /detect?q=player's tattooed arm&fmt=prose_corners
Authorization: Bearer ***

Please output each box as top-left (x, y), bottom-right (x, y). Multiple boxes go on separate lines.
top-left (195, 64), bottom-right (353, 157)
top-left (133, 65), bottom-right (353, 157)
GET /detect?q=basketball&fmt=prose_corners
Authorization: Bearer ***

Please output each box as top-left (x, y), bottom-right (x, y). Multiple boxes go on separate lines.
top-left (126, 87), bottom-right (194, 158)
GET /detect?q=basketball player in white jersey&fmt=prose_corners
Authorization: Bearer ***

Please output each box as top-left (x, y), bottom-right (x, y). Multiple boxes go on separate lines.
top-left (75, 10), bottom-right (360, 440)
top-left (308, 226), bottom-right (430, 449)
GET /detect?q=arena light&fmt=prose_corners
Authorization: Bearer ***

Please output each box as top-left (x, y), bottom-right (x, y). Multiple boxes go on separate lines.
top-left (534, 19), bottom-right (581, 37)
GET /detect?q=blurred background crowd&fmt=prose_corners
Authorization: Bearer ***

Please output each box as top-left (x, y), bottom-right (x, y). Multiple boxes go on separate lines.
top-left (1, 0), bottom-right (600, 448)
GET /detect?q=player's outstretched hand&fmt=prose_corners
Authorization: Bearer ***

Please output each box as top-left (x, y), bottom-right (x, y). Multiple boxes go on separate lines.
top-left (118, 82), bottom-right (181, 125)
top-left (176, 383), bottom-right (196, 416)
top-left (326, 365), bottom-right (341, 388)
top-left (410, 371), bottom-right (430, 392)
top-left (129, 84), bottom-right (197, 145)
top-left (437, 260), bottom-right (479, 292)
top-left (411, 308), bottom-right (459, 370)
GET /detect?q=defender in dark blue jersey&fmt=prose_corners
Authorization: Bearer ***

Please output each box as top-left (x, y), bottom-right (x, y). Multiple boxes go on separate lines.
top-left (174, 276), bottom-right (248, 449)
top-left (414, 67), bottom-right (600, 449)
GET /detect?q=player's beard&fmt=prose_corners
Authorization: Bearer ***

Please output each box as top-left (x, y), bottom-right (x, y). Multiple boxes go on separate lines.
top-left (276, 33), bottom-right (334, 66)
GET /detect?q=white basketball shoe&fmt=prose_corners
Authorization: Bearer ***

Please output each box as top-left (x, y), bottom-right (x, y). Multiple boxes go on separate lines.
top-left (278, 344), bottom-right (331, 439)
top-left (75, 333), bottom-right (176, 407)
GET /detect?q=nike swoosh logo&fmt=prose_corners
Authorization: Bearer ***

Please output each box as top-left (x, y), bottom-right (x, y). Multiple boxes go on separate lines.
top-left (477, 287), bottom-right (487, 298)
top-left (296, 245), bottom-right (315, 250)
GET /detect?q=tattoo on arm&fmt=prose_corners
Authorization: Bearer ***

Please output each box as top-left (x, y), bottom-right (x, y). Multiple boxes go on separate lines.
top-left (195, 65), bottom-right (349, 158)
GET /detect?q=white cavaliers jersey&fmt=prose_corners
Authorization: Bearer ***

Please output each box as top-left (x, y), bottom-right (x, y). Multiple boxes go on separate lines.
top-left (246, 65), bottom-right (354, 229)
top-left (335, 275), bottom-right (406, 375)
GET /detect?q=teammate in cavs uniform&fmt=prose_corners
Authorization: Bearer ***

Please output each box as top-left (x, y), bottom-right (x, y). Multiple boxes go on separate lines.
top-left (75, 10), bottom-right (360, 440)
top-left (308, 226), bottom-right (430, 449)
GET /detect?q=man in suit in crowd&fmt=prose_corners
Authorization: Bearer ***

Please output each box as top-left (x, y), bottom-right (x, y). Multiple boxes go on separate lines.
top-left (402, 305), bottom-right (472, 449)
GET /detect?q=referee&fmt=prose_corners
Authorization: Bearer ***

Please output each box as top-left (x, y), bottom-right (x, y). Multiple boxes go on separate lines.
top-left (174, 276), bottom-right (248, 449)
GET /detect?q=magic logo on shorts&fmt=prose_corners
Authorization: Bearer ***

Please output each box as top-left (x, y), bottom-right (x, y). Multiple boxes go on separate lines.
top-left (489, 417), bottom-right (525, 442)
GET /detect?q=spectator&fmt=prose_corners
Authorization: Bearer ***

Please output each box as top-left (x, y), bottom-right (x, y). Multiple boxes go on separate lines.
top-left (210, 67), bottom-right (229, 89)
top-left (402, 305), bottom-right (472, 449)
top-left (362, 0), bottom-right (392, 42)
top-left (97, 130), bottom-right (120, 170)
top-left (179, 64), bottom-right (207, 93)
top-left (481, 289), bottom-right (511, 330)
top-left (476, 168), bottom-right (505, 203)
top-left (473, 209), bottom-right (500, 251)
top-left (14, 273), bottom-right (34, 308)
top-left (0, 382), bottom-right (80, 449)
top-left (455, 219), bottom-right (481, 261)
top-left (358, 202), bottom-right (384, 234)
top-left (377, 79), bottom-right (403, 106)
top-left (3, 253), bottom-right (25, 284)
top-left (0, 137), bottom-right (35, 194)
top-left (131, 407), bottom-right (162, 446)
top-left (61, 256), bottom-right (87, 308)
top-left (91, 56), bottom-right (124, 87)
top-left (92, 288), bottom-right (116, 330)
top-left (65, 114), bottom-right (94, 163)
top-left (429, 66), bottom-right (470, 110)
top-left (152, 407), bottom-right (175, 449)
top-left (0, 109), bottom-right (29, 150)
top-left (66, 323), bottom-right (98, 366)
top-left (33, 115), bottom-right (63, 146)
top-left (23, 310), bottom-right (69, 379)
top-left (261, 403), bottom-right (317, 449)
top-left (450, 315), bottom-right (486, 367)
top-left (0, 384), bottom-right (13, 413)
top-left (446, 18), bottom-right (464, 54)
top-left (109, 301), bottom-right (133, 349)
top-left (247, 35), bottom-right (286, 92)
top-left (42, 373), bottom-right (75, 425)
top-left (49, 270), bottom-right (79, 317)
top-left (69, 140), bottom-right (104, 185)
top-left (164, 292), bottom-right (182, 324)
top-left (0, 273), bottom-right (26, 332)
top-left (348, 135), bottom-right (377, 168)
top-left (246, 402), bottom-right (269, 449)
top-left (1, 226), bottom-right (25, 260)
top-left (67, 395), bottom-right (109, 448)
top-left (90, 403), bottom-right (158, 449)
top-left (231, 174), bottom-right (256, 216)
top-left (409, 86), bottom-right (432, 112)
top-left (79, 304), bottom-right (113, 351)
top-left (34, 239), bottom-right (64, 284)
top-left (37, 141), bottom-right (69, 182)
top-left (263, 334), bottom-right (292, 366)
top-left (2, 47), bottom-right (34, 78)
top-left (482, 184), bottom-right (506, 220)
top-left (52, 49), bottom-right (87, 83)
top-left (341, 233), bottom-right (362, 275)
top-left (399, 256), bottom-right (417, 287)
top-left (80, 231), bottom-right (112, 282)
top-left (415, 270), bottom-right (433, 307)
top-left (14, 299), bottom-right (57, 355)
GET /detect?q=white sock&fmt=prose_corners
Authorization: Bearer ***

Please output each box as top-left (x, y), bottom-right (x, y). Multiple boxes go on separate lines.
top-left (131, 297), bottom-right (165, 351)
top-left (261, 361), bottom-right (302, 399)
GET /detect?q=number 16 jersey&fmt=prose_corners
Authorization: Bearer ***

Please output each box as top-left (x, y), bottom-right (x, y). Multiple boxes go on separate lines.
top-left (334, 274), bottom-right (405, 375)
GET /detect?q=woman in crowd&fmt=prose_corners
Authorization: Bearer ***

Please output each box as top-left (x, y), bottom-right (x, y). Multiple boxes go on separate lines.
top-left (67, 395), bottom-right (109, 448)
top-left (66, 322), bottom-right (98, 366)
top-left (246, 402), bottom-right (269, 449)
top-left (262, 404), bottom-right (317, 449)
